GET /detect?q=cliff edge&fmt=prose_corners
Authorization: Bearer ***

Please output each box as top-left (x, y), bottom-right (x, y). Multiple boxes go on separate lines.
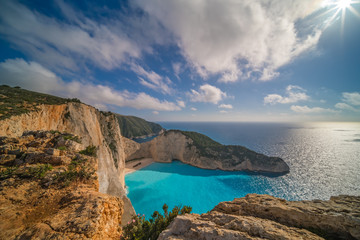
top-left (0, 131), bottom-right (123, 239)
top-left (127, 130), bottom-right (289, 174)
top-left (159, 194), bottom-right (360, 240)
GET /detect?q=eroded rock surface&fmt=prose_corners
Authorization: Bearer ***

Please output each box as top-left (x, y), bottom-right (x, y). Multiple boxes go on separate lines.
top-left (159, 194), bottom-right (360, 240)
top-left (0, 131), bottom-right (123, 239)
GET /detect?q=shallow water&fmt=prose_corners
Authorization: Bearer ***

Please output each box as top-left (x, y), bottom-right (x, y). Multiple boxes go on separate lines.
top-left (125, 122), bottom-right (360, 217)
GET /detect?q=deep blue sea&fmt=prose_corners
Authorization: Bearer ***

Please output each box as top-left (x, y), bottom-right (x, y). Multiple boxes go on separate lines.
top-left (125, 122), bottom-right (360, 218)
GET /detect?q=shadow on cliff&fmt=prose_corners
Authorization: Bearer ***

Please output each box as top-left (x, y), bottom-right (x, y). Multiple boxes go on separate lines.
top-left (136, 160), bottom-right (286, 178)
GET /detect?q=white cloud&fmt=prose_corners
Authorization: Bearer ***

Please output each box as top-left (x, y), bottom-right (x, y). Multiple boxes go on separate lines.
top-left (0, 1), bottom-right (167, 73)
top-left (333, 92), bottom-right (360, 112)
top-left (177, 100), bottom-right (186, 108)
top-left (291, 105), bottom-right (338, 113)
top-left (264, 85), bottom-right (309, 105)
top-left (93, 104), bottom-right (108, 111)
top-left (0, 58), bottom-right (63, 92)
top-left (188, 84), bottom-right (226, 104)
top-left (132, 64), bottom-right (173, 95)
top-left (172, 62), bottom-right (182, 79)
top-left (335, 103), bottom-right (359, 112)
top-left (0, 58), bottom-right (180, 111)
top-left (152, 111), bottom-right (159, 115)
top-left (218, 104), bottom-right (233, 109)
top-left (190, 107), bottom-right (197, 111)
top-left (342, 92), bottom-right (360, 106)
top-left (135, 0), bottom-right (323, 82)
top-left (219, 110), bottom-right (228, 114)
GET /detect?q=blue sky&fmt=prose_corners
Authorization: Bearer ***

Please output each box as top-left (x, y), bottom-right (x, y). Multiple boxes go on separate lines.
top-left (0, 0), bottom-right (359, 122)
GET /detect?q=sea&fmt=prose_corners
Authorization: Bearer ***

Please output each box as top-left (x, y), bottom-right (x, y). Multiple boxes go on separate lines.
top-left (125, 122), bottom-right (360, 218)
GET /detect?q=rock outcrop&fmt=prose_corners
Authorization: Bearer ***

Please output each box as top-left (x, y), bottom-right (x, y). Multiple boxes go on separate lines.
top-left (159, 194), bottom-right (360, 240)
top-left (0, 102), bottom-right (135, 222)
top-left (0, 131), bottom-right (123, 239)
top-left (128, 130), bottom-right (289, 174)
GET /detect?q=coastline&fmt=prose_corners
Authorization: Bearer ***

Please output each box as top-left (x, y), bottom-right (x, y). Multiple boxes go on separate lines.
top-left (125, 158), bottom-right (154, 175)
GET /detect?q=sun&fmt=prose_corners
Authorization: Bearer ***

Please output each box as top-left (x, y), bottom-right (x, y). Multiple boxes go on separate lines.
top-left (321, 0), bottom-right (360, 33)
top-left (337, 0), bottom-right (352, 8)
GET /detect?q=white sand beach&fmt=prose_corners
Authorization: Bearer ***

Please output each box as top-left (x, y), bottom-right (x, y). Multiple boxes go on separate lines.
top-left (125, 158), bottom-right (154, 175)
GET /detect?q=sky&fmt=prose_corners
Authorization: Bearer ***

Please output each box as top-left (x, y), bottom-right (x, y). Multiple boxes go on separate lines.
top-left (0, 0), bottom-right (359, 122)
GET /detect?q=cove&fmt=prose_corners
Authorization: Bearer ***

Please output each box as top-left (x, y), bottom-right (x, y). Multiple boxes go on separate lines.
top-left (125, 160), bottom-right (279, 218)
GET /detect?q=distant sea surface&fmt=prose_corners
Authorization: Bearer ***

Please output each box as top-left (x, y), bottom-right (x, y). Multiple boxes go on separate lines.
top-left (125, 122), bottom-right (360, 218)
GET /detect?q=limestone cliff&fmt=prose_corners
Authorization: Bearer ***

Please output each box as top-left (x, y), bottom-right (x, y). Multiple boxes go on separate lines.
top-left (0, 102), bottom-right (135, 222)
top-left (0, 103), bottom-right (124, 193)
top-left (0, 131), bottom-right (123, 239)
top-left (127, 130), bottom-right (289, 174)
top-left (159, 194), bottom-right (360, 240)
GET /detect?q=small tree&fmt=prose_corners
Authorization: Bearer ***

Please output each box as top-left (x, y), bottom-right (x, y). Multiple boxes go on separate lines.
top-left (121, 204), bottom-right (192, 240)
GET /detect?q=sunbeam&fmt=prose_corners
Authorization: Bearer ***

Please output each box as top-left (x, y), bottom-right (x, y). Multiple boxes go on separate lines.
top-left (322, 0), bottom-right (360, 37)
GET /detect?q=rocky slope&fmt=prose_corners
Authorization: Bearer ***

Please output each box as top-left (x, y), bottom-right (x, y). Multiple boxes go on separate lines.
top-left (127, 130), bottom-right (289, 174)
top-left (159, 194), bottom-right (360, 240)
top-left (0, 131), bottom-right (123, 239)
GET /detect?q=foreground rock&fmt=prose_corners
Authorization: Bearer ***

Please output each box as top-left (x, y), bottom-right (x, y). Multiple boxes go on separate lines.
top-left (0, 131), bottom-right (123, 239)
top-left (128, 130), bottom-right (289, 174)
top-left (159, 194), bottom-right (360, 240)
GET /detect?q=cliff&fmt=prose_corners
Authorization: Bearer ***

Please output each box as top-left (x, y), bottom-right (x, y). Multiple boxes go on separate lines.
top-left (0, 102), bottom-right (135, 224)
top-left (159, 194), bottom-right (360, 240)
top-left (127, 130), bottom-right (289, 174)
top-left (0, 103), bottom-right (125, 194)
top-left (0, 131), bottom-right (123, 239)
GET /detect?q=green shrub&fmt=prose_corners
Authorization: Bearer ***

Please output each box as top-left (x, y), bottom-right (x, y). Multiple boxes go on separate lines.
top-left (18, 164), bottom-right (53, 179)
top-left (54, 156), bottom-right (96, 187)
top-left (57, 146), bottom-right (67, 151)
top-left (0, 164), bottom-right (53, 180)
top-left (63, 134), bottom-right (81, 143)
top-left (67, 98), bottom-right (81, 103)
top-left (50, 130), bottom-right (60, 134)
top-left (79, 145), bottom-right (97, 157)
top-left (0, 166), bottom-right (19, 180)
top-left (121, 204), bottom-right (192, 240)
top-left (64, 111), bottom-right (71, 119)
top-left (109, 142), bottom-right (116, 151)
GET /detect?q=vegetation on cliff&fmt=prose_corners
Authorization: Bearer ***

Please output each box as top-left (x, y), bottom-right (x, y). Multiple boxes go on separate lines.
top-left (122, 204), bottom-right (192, 240)
top-left (0, 85), bottom-right (80, 120)
top-left (171, 130), bottom-right (222, 148)
top-left (115, 114), bottom-right (164, 139)
top-left (0, 131), bottom-right (97, 187)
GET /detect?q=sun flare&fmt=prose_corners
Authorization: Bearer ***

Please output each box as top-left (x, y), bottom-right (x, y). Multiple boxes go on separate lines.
top-left (321, 0), bottom-right (360, 33)
top-left (337, 0), bottom-right (352, 8)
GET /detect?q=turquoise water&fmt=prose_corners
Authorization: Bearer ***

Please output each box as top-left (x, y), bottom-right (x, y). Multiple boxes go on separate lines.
top-left (125, 122), bottom-right (360, 217)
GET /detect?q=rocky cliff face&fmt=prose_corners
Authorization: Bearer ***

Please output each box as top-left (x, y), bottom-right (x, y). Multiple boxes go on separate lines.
top-left (0, 103), bottom-right (135, 222)
top-left (159, 194), bottom-right (360, 240)
top-left (0, 103), bottom-right (124, 194)
top-left (127, 130), bottom-right (289, 174)
top-left (0, 131), bottom-right (123, 239)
